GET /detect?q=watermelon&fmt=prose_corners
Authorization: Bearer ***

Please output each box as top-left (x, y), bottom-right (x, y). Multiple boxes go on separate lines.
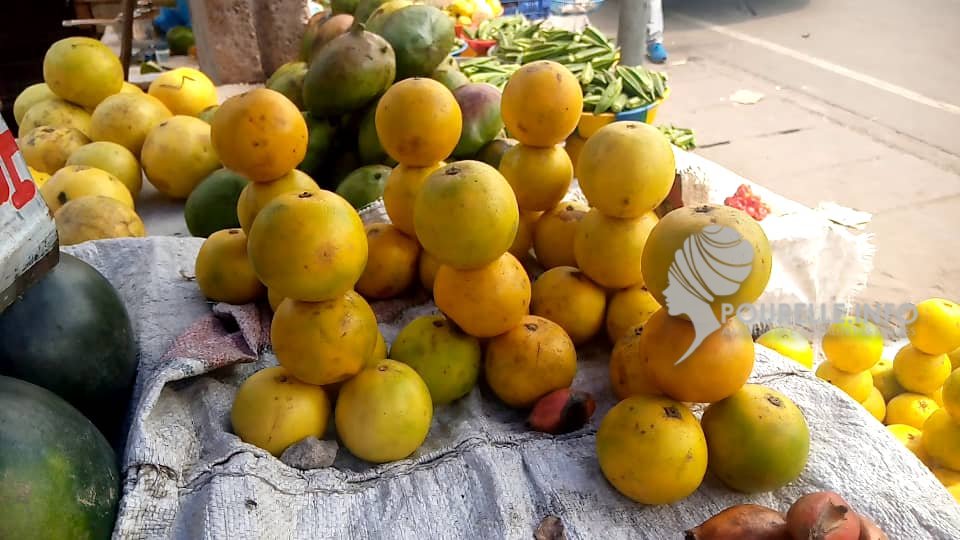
top-left (0, 375), bottom-right (120, 539)
top-left (0, 253), bottom-right (137, 442)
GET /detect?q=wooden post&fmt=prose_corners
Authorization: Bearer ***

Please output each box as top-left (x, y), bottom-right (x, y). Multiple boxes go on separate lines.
top-left (119, 0), bottom-right (137, 80)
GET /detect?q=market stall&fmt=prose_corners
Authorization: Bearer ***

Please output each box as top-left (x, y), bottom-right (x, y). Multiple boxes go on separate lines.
top-left (3, 3), bottom-right (960, 539)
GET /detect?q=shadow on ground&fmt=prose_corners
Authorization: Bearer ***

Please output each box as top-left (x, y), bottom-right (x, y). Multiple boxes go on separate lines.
top-left (590, 0), bottom-right (810, 36)
top-left (666, 0), bottom-right (810, 23)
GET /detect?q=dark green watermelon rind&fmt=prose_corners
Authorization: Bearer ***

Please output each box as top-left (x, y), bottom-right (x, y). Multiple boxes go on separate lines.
top-left (0, 253), bottom-right (138, 443)
top-left (0, 375), bottom-right (119, 540)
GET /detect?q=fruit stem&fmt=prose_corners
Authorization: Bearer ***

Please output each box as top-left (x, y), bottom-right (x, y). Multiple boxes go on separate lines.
top-left (349, 22), bottom-right (367, 35)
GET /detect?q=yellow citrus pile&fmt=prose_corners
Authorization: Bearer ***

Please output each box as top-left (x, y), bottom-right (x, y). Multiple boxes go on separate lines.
top-left (200, 88), bottom-right (433, 464)
top-left (15, 37), bottom-right (232, 243)
top-left (171, 55), bottom-right (811, 508)
top-left (817, 299), bottom-right (960, 502)
top-left (15, 38), bottom-right (161, 244)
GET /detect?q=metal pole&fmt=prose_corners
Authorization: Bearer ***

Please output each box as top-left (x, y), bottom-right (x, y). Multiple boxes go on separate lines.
top-left (119, 0), bottom-right (137, 80)
top-left (617, 0), bottom-right (647, 66)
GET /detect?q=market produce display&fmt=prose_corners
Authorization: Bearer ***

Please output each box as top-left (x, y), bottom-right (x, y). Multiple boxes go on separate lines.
top-left (5, 5), bottom-right (959, 538)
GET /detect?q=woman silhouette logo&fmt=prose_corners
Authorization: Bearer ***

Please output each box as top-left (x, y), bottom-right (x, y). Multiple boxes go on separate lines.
top-left (663, 224), bottom-right (754, 365)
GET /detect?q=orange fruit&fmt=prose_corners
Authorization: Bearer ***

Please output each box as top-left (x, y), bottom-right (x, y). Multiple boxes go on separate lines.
top-left (418, 250), bottom-right (441, 292)
top-left (499, 143), bottom-right (573, 212)
top-left (574, 208), bottom-right (658, 289)
top-left (500, 61), bottom-right (582, 147)
top-left (886, 393), bottom-right (940, 429)
top-left (533, 200), bottom-right (588, 269)
top-left (887, 423), bottom-right (929, 463)
top-left (644, 308), bottom-right (755, 403)
top-left (757, 327), bottom-right (815, 369)
top-left (641, 204), bottom-right (773, 321)
top-left (355, 223), bottom-right (421, 300)
top-left (596, 395), bottom-right (706, 504)
top-left (433, 252), bottom-right (531, 338)
top-left (530, 266), bottom-right (606, 345)
top-left (211, 88), bottom-right (308, 182)
top-left (43, 37), bottom-right (123, 109)
top-left (700, 384), bottom-right (810, 493)
top-left (609, 325), bottom-right (661, 399)
top-left (564, 133), bottom-right (586, 169)
top-left (871, 358), bottom-right (905, 402)
top-left (822, 317), bottom-right (883, 373)
top-left (271, 291), bottom-right (379, 385)
top-left (335, 360), bottom-right (433, 463)
top-left (576, 121), bottom-right (675, 218)
top-left (861, 386), bottom-right (887, 423)
top-left (383, 161), bottom-right (444, 235)
top-left (147, 67), bottom-right (219, 117)
top-left (21, 126), bottom-right (90, 174)
top-left (247, 191), bottom-right (367, 302)
top-left (90, 93), bottom-right (172, 156)
top-left (267, 288), bottom-right (284, 312)
top-left (54, 196), bottom-right (145, 246)
top-left (141, 115), bottom-right (221, 199)
top-left (195, 228), bottom-right (264, 304)
top-left (893, 344), bottom-right (951, 394)
top-left (391, 314), bottom-right (481, 405)
top-left (941, 368), bottom-right (960, 420)
top-left (484, 315), bottom-right (577, 408)
top-left (922, 409), bottom-right (960, 470)
top-left (508, 210), bottom-right (542, 261)
top-left (413, 161), bottom-right (519, 270)
top-left (40, 165), bottom-right (133, 213)
top-left (375, 77), bottom-right (462, 166)
top-left (230, 366), bottom-right (331, 456)
top-left (66, 141), bottom-right (142, 196)
top-left (236, 169), bottom-right (321, 233)
top-left (605, 284), bottom-right (661, 343)
top-left (815, 361), bottom-right (873, 403)
top-left (906, 298), bottom-right (960, 355)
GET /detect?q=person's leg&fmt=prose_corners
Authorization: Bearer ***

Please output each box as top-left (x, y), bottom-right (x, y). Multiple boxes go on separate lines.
top-left (646, 0), bottom-right (663, 44)
top-left (646, 0), bottom-right (668, 63)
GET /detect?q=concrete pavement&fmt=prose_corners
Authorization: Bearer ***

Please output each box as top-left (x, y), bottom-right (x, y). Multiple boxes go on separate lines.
top-left (590, 0), bottom-right (960, 305)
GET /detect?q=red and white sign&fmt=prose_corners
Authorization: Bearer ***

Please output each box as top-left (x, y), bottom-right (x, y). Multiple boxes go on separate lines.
top-left (0, 118), bottom-right (59, 313)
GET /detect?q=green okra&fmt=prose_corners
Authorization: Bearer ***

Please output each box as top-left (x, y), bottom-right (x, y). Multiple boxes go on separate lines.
top-left (594, 78), bottom-right (622, 114)
top-left (611, 94), bottom-right (628, 113)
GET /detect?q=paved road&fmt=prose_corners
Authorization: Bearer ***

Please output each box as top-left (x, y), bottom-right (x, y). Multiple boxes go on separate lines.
top-left (591, 0), bottom-right (960, 305)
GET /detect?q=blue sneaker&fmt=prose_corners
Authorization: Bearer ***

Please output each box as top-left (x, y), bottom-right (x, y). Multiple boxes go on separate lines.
top-left (647, 42), bottom-right (668, 64)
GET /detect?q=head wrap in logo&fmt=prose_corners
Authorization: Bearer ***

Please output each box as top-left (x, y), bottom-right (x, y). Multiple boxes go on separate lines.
top-left (668, 224), bottom-right (754, 305)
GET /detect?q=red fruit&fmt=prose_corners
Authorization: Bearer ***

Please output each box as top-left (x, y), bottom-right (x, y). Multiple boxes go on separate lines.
top-left (685, 504), bottom-right (790, 539)
top-left (856, 515), bottom-right (888, 540)
top-left (724, 183), bottom-right (770, 221)
top-left (786, 492), bottom-right (861, 540)
top-left (527, 388), bottom-right (596, 434)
